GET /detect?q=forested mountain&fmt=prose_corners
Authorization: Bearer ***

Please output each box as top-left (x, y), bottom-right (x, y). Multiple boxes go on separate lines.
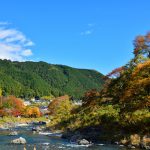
top-left (0, 59), bottom-right (104, 98)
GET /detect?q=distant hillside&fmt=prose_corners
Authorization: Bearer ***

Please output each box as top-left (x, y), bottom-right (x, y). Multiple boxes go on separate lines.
top-left (0, 59), bottom-right (105, 98)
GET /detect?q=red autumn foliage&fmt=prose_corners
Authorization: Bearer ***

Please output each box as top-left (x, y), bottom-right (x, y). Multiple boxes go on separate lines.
top-left (7, 96), bottom-right (25, 110)
top-left (82, 89), bottom-right (100, 107)
top-left (0, 109), bottom-right (7, 117)
top-left (0, 96), bottom-right (25, 117)
top-left (133, 32), bottom-right (150, 58)
top-left (11, 109), bottom-right (22, 117)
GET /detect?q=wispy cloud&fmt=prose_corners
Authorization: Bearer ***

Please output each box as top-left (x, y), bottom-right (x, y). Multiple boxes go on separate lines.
top-left (80, 29), bottom-right (94, 36)
top-left (0, 22), bottom-right (34, 61)
top-left (88, 23), bottom-right (95, 27)
top-left (0, 22), bottom-right (10, 26)
top-left (80, 23), bottom-right (95, 36)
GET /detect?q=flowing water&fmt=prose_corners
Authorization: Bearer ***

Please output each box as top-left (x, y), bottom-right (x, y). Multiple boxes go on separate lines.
top-left (0, 125), bottom-right (132, 150)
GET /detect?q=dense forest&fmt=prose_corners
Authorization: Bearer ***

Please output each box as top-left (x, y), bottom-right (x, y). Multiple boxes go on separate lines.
top-left (48, 32), bottom-right (150, 147)
top-left (0, 60), bottom-right (104, 99)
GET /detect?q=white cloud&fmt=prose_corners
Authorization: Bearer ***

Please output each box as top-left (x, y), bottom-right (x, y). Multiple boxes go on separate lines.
top-left (88, 23), bottom-right (95, 27)
top-left (80, 23), bottom-right (96, 36)
top-left (81, 29), bottom-right (94, 36)
top-left (0, 22), bottom-right (10, 26)
top-left (0, 22), bottom-right (34, 61)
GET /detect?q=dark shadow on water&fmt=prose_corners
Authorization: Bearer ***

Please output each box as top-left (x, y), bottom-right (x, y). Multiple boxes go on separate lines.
top-left (0, 126), bottom-right (131, 150)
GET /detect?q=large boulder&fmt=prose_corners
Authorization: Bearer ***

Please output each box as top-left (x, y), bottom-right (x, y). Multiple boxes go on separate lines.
top-left (11, 137), bottom-right (26, 144)
top-left (78, 139), bottom-right (90, 145)
top-left (130, 134), bottom-right (141, 147)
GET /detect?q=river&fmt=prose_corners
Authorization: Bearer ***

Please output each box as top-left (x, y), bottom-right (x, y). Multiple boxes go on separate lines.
top-left (0, 125), bottom-right (132, 150)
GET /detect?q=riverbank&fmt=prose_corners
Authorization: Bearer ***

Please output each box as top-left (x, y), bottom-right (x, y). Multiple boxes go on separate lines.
top-left (62, 126), bottom-right (150, 149)
top-left (0, 117), bottom-right (149, 150)
top-left (0, 116), bottom-right (48, 129)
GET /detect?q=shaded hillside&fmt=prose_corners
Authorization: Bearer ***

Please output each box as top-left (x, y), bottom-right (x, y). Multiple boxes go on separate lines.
top-left (0, 59), bottom-right (104, 98)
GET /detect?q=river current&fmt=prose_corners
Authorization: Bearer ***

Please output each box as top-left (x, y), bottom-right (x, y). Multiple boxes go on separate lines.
top-left (0, 125), bottom-right (133, 150)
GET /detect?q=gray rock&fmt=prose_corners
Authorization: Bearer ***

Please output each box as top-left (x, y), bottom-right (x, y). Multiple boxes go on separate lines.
top-left (11, 137), bottom-right (26, 144)
top-left (141, 144), bottom-right (150, 150)
top-left (128, 145), bottom-right (136, 149)
top-left (141, 136), bottom-right (150, 149)
top-left (9, 131), bottom-right (18, 136)
top-left (114, 141), bottom-right (119, 145)
top-left (32, 126), bottom-right (42, 132)
top-left (78, 139), bottom-right (90, 145)
top-left (144, 146), bottom-right (150, 150)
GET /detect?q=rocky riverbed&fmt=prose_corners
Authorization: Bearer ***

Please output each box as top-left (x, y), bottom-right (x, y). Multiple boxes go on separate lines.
top-left (62, 127), bottom-right (150, 150)
top-left (0, 123), bottom-right (140, 150)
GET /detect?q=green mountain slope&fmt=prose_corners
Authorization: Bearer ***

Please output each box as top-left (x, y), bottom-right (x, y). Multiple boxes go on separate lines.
top-left (0, 59), bottom-right (105, 98)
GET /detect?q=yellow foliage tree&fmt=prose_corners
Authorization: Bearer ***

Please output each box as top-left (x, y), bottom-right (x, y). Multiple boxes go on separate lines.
top-left (0, 88), bottom-right (2, 96)
top-left (25, 106), bottom-right (41, 118)
top-left (48, 95), bottom-right (72, 122)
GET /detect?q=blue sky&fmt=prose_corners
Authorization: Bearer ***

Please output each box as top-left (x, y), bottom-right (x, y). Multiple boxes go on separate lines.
top-left (0, 0), bottom-right (150, 74)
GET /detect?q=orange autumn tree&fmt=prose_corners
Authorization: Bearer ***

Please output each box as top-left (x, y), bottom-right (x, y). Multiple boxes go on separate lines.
top-left (7, 96), bottom-right (25, 110)
top-left (82, 89), bottom-right (100, 108)
top-left (99, 31), bottom-right (150, 131)
top-left (133, 32), bottom-right (150, 58)
top-left (116, 60), bottom-right (150, 131)
top-left (25, 106), bottom-right (41, 118)
top-left (120, 60), bottom-right (150, 109)
top-left (119, 32), bottom-right (150, 109)
top-left (103, 32), bottom-right (150, 104)
top-left (0, 96), bottom-right (25, 117)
